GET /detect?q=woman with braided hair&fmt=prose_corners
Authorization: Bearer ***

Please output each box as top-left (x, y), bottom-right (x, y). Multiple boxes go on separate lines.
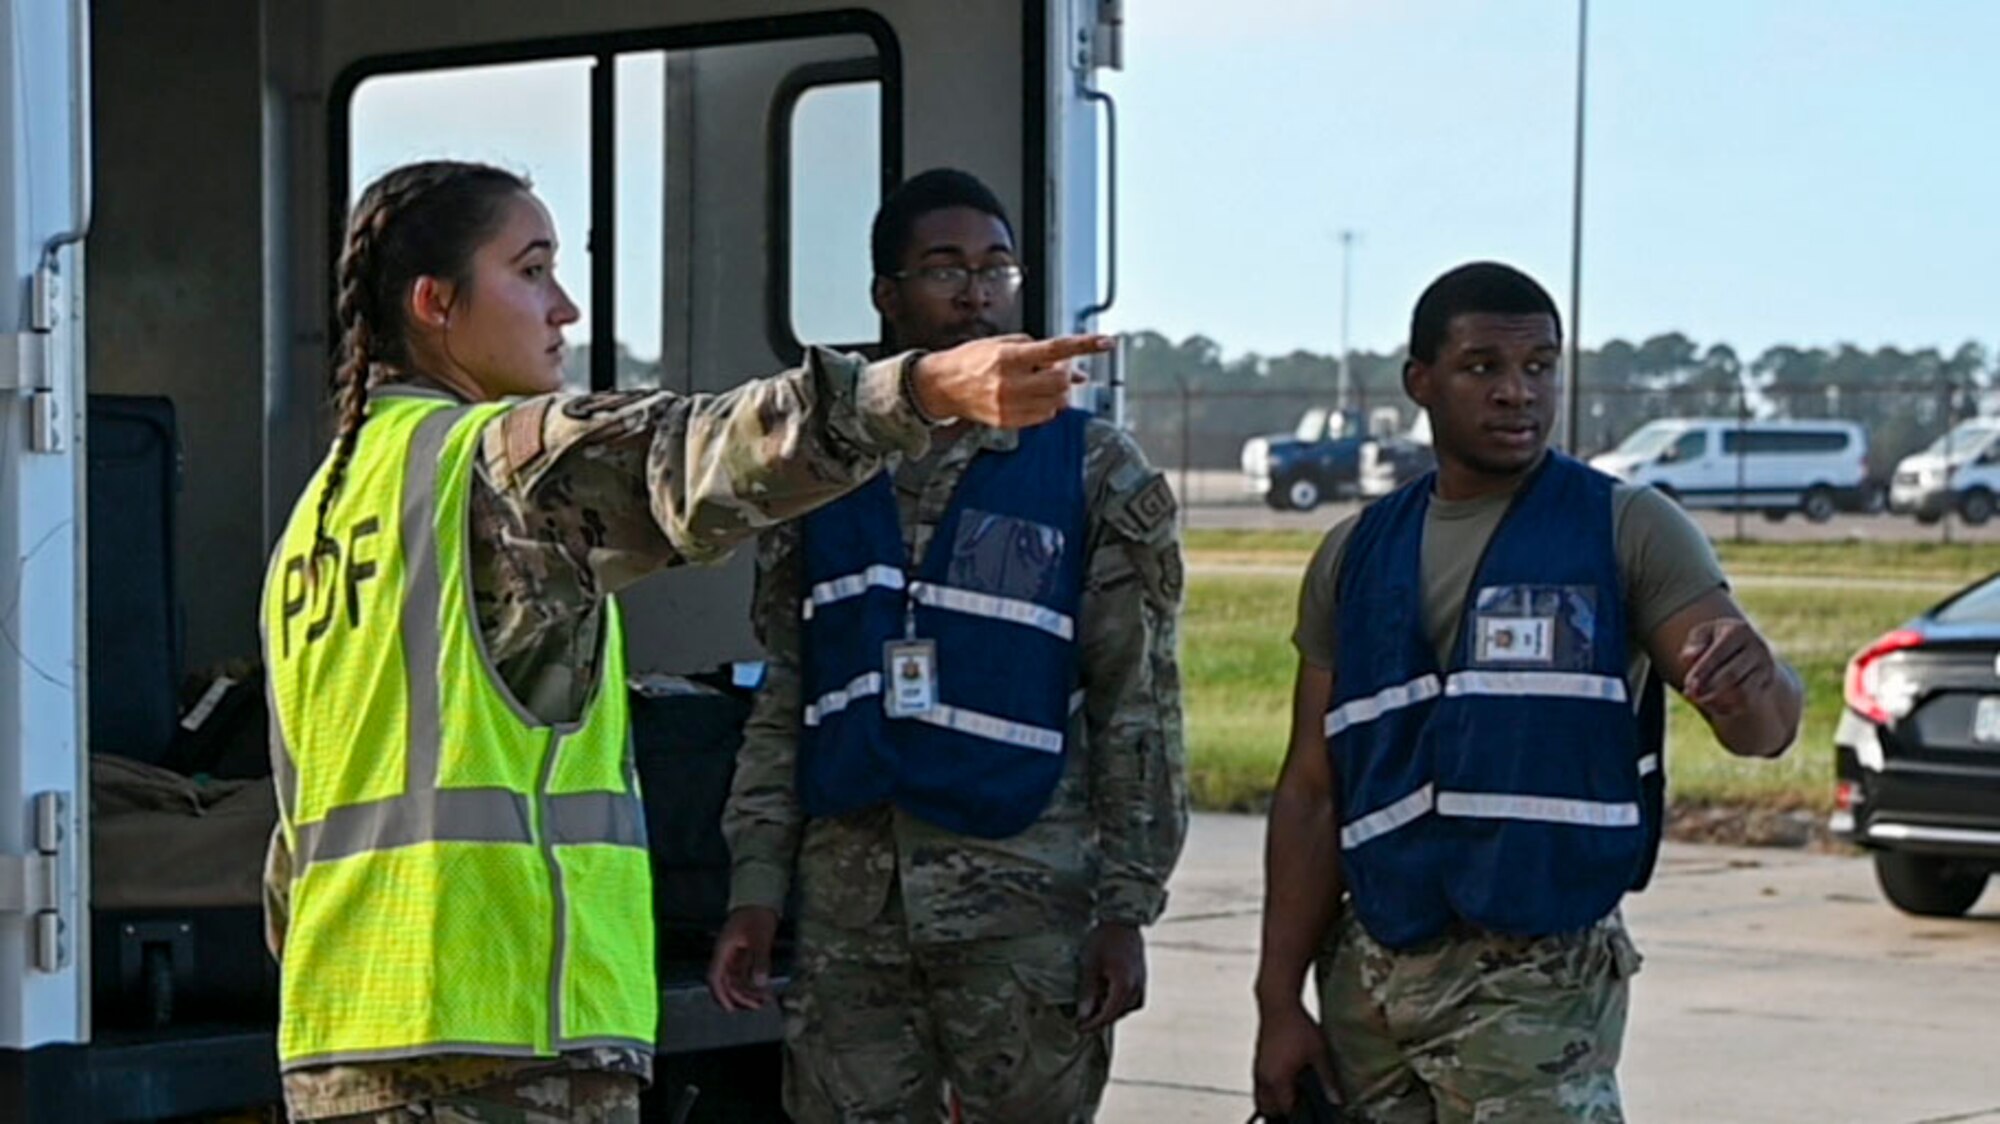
top-left (258, 159), bottom-right (1107, 1123)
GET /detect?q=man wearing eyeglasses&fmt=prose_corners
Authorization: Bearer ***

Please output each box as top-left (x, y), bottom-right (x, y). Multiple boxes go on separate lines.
top-left (709, 168), bottom-right (1188, 1122)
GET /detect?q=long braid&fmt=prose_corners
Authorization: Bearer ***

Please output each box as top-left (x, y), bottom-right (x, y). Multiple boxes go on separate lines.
top-left (308, 161), bottom-right (529, 571)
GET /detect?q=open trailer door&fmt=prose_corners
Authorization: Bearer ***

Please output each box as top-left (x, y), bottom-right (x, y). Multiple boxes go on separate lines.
top-left (0, 0), bottom-right (92, 1075)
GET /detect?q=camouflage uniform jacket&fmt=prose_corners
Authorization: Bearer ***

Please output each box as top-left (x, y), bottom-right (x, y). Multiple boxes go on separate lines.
top-left (723, 419), bottom-right (1190, 945)
top-left (265, 349), bottom-right (931, 1120)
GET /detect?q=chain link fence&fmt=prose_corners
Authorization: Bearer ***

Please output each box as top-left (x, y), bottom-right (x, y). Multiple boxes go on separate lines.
top-left (1129, 376), bottom-right (2000, 541)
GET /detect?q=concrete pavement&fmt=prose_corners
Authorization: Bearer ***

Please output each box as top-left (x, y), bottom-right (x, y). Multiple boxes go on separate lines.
top-left (1100, 813), bottom-right (2000, 1124)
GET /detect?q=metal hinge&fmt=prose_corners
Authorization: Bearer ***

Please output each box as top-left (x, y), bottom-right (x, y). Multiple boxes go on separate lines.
top-left (1080, 0), bottom-right (1124, 71)
top-left (0, 259), bottom-right (68, 452)
top-left (0, 333), bottom-right (49, 393)
top-left (0, 793), bottom-right (70, 972)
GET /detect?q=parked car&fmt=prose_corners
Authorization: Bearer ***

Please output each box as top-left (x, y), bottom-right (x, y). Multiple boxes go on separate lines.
top-left (1241, 407), bottom-right (1401, 510)
top-left (1889, 417), bottom-right (2000, 525)
top-left (1832, 575), bottom-right (2000, 917)
top-left (1357, 412), bottom-right (1435, 499)
top-left (1588, 418), bottom-right (1874, 522)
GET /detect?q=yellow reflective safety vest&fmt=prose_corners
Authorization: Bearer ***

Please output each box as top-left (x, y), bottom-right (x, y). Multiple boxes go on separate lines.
top-left (260, 392), bottom-right (654, 1070)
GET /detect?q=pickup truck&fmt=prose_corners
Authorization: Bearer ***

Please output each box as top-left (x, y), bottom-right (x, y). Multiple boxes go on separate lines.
top-left (1240, 408), bottom-right (1369, 511)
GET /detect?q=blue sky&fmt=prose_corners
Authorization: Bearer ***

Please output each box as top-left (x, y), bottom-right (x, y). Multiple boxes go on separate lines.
top-left (1103, 0), bottom-right (2000, 359)
top-left (351, 1), bottom-right (2000, 363)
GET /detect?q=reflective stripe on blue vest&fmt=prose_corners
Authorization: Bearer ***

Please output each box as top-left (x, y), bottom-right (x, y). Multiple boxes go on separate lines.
top-left (1326, 453), bottom-right (1664, 948)
top-left (799, 410), bottom-right (1089, 839)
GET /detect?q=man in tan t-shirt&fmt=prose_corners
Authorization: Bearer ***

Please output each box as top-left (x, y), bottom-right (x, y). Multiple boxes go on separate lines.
top-left (1252, 261), bottom-right (1803, 1122)
top-left (1291, 478), bottom-right (1726, 696)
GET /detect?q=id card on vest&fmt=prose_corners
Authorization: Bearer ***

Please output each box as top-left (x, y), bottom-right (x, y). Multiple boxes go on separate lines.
top-left (884, 638), bottom-right (940, 717)
top-left (1468, 584), bottom-right (1598, 670)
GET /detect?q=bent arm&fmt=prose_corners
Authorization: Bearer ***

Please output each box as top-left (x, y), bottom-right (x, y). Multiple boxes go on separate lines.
top-left (1646, 588), bottom-right (1802, 758)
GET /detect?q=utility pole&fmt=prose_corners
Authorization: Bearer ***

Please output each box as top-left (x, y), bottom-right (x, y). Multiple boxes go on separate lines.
top-left (1337, 229), bottom-right (1357, 414)
top-left (1564, 0), bottom-right (1589, 452)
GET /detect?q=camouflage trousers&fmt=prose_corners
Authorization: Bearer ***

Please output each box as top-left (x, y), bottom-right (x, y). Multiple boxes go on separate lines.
top-left (1315, 906), bottom-right (1643, 1124)
top-left (312, 1070), bottom-right (642, 1124)
top-left (781, 893), bottom-right (1110, 1123)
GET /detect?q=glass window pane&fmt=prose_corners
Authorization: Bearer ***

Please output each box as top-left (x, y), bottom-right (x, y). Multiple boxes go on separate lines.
top-left (348, 59), bottom-right (593, 391)
top-left (789, 82), bottom-right (881, 347)
top-left (616, 52), bottom-right (667, 388)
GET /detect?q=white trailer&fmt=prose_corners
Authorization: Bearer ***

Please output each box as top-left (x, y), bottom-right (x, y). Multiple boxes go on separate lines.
top-left (0, 0), bottom-right (1121, 1117)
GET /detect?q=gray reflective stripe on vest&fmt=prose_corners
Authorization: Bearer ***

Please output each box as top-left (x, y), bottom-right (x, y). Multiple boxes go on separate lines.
top-left (803, 678), bottom-right (1078, 749)
top-left (1443, 670), bottom-right (1629, 705)
top-left (908, 581), bottom-right (1076, 641)
top-left (1339, 783), bottom-right (1434, 850)
top-left (267, 679), bottom-right (298, 829)
top-left (1337, 783), bottom-right (1643, 850)
top-left (399, 409), bottom-right (456, 787)
top-left (910, 703), bottom-right (1065, 754)
top-left (803, 671), bottom-right (884, 726)
top-left (801, 564), bottom-right (905, 620)
top-left (1638, 753), bottom-right (1660, 777)
top-left (546, 789), bottom-right (648, 848)
top-left (297, 787), bottom-right (531, 862)
top-left (1435, 791), bottom-right (1641, 828)
top-left (294, 407), bottom-right (642, 869)
top-left (1323, 673), bottom-right (1442, 739)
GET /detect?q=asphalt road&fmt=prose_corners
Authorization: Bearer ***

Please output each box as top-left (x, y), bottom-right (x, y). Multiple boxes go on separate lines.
top-left (1099, 814), bottom-right (2000, 1124)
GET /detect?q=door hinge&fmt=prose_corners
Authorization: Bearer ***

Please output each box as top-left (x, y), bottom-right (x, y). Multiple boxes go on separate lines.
top-left (0, 793), bottom-right (71, 972)
top-left (1082, 0), bottom-right (1124, 71)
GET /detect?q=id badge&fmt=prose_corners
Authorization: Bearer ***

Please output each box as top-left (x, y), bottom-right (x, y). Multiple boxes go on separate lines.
top-left (1475, 615), bottom-right (1555, 664)
top-left (1468, 584), bottom-right (1597, 670)
top-left (884, 639), bottom-right (939, 718)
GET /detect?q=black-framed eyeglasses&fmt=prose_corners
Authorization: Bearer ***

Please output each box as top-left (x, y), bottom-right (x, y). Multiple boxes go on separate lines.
top-left (890, 262), bottom-right (1026, 296)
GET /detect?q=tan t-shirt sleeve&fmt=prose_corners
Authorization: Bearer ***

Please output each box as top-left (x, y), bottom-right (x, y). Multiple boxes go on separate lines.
top-left (1292, 516), bottom-right (1360, 672)
top-left (1615, 484), bottom-right (1729, 641)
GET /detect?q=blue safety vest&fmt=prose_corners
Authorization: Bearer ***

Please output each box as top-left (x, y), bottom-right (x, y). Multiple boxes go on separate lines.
top-left (797, 410), bottom-right (1088, 839)
top-left (1327, 453), bottom-right (1664, 948)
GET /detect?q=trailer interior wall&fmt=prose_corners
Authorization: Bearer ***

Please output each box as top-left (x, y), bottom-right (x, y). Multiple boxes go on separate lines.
top-left (75, 0), bottom-right (1054, 678)
top-left (87, 0), bottom-right (269, 673)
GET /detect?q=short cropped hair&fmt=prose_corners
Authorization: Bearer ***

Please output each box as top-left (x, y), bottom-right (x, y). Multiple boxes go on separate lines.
top-left (1408, 262), bottom-right (1562, 363)
top-left (870, 168), bottom-right (1015, 278)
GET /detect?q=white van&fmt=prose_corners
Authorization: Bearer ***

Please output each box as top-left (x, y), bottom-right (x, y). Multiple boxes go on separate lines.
top-left (1889, 417), bottom-right (2000, 525)
top-left (1589, 418), bottom-right (1873, 522)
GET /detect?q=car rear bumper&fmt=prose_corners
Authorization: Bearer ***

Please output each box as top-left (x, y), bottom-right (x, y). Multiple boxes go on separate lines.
top-left (1832, 798), bottom-right (2000, 857)
top-left (1833, 710), bottom-right (2000, 860)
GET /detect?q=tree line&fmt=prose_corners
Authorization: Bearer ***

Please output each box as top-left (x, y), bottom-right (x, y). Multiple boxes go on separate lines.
top-left (570, 332), bottom-right (1995, 477)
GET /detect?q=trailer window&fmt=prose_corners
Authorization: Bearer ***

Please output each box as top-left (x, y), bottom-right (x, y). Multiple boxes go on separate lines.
top-left (786, 81), bottom-right (883, 349)
top-left (614, 51), bottom-right (668, 388)
top-left (340, 20), bottom-right (898, 394)
top-left (348, 60), bottom-right (594, 390)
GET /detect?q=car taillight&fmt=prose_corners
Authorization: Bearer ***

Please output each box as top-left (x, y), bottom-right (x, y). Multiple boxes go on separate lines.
top-left (1834, 780), bottom-right (1858, 811)
top-left (1843, 628), bottom-right (1924, 724)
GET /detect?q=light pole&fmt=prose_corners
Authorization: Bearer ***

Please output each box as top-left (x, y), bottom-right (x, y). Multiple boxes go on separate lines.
top-left (1337, 229), bottom-right (1357, 414)
top-left (1564, 0), bottom-right (1589, 453)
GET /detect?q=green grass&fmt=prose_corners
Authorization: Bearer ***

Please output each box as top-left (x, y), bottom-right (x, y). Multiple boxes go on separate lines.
top-left (1712, 540), bottom-right (2000, 583)
top-left (1185, 529), bottom-right (2000, 584)
top-left (1180, 561), bottom-right (1944, 814)
top-left (1183, 572), bottom-right (1302, 811)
